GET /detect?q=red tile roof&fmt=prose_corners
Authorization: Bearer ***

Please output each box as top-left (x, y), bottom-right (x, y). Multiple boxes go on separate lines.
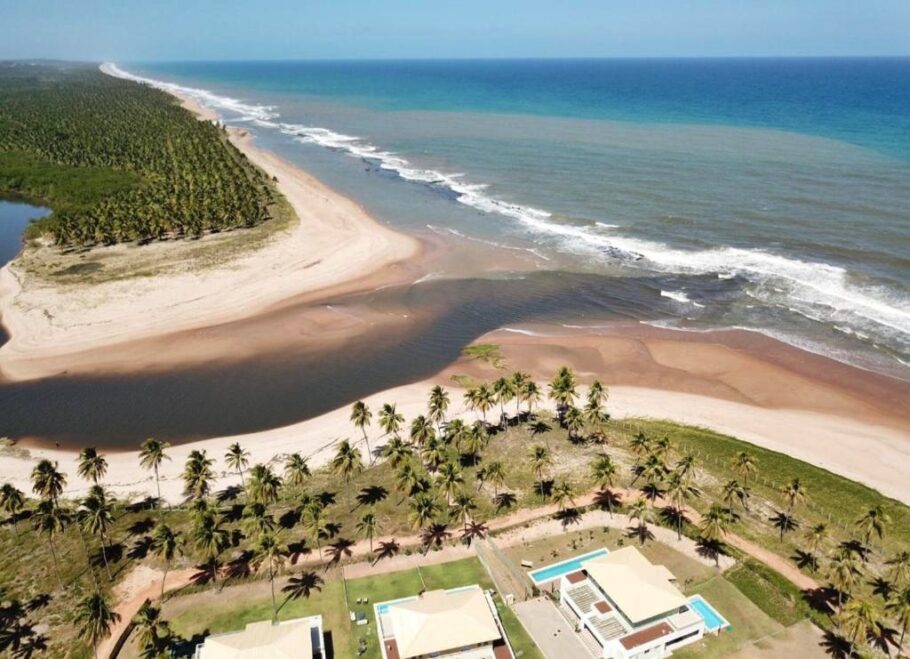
top-left (620, 622), bottom-right (674, 650)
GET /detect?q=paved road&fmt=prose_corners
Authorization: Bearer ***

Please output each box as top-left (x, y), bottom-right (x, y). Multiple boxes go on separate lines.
top-left (514, 597), bottom-right (594, 659)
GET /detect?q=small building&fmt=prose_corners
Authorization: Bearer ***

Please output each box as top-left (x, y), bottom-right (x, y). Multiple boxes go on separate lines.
top-left (557, 547), bottom-right (706, 658)
top-left (375, 585), bottom-right (515, 659)
top-left (194, 615), bottom-right (324, 659)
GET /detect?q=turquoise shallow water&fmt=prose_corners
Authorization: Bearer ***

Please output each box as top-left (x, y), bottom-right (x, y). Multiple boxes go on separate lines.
top-left (121, 59), bottom-right (910, 377)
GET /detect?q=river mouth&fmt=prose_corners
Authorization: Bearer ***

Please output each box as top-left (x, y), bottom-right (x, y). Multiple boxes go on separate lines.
top-left (0, 269), bottom-right (705, 448)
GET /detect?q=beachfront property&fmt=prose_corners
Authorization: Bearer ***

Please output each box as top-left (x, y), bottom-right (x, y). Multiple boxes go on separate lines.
top-left (532, 546), bottom-right (728, 658)
top-left (193, 615), bottom-right (324, 658)
top-left (374, 584), bottom-right (515, 659)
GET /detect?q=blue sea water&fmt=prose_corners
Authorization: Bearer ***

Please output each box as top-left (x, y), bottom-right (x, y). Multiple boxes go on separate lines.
top-left (119, 59), bottom-right (910, 376)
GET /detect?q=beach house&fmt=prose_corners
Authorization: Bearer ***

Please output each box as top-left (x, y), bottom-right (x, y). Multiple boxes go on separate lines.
top-left (556, 546), bottom-right (710, 658)
top-left (193, 615), bottom-right (324, 658)
top-left (374, 584), bottom-right (515, 659)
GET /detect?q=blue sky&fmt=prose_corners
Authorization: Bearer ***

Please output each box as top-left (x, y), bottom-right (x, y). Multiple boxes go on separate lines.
top-left (1, 0), bottom-right (908, 61)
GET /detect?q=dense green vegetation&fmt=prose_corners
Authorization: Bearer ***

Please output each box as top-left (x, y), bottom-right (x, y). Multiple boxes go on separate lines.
top-left (0, 62), bottom-right (276, 246)
top-left (3, 366), bottom-right (910, 657)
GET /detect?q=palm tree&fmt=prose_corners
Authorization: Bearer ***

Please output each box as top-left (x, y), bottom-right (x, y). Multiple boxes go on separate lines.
top-left (548, 366), bottom-right (577, 421)
top-left (379, 403), bottom-right (404, 437)
top-left (480, 461), bottom-right (506, 497)
top-left (828, 548), bottom-right (862, 608)
top-left (675, 453), bottom-right (697, 483)
top-left (837, 597), bottom-right (880, 654)
top-left (770, 511), bottom-right (799, 543)
top-left (31, 459), bottom-right (66, 503)
top-left (410, 415), bottom-right (435, 448)
top-left (886, 551), bottom-right (910, 587)
top-left (192, 510), bottom-right (228, 587)
top-left (444, 418), bottom-right (467, 447)
top-left (248, 464), bottom-right (282, 505)
top-left (283, 453), bottom-right (310, 490)
top-left (460, 424), bottom-right (487, 467)
top-left (552, 480), bottom-right (576, 513)
top-left (151, 523), bottom-right (182, 598)
top-left (665, 471), bottom-right (700, 541)
top-left (629, 432), bottom-right (650, 457)
top-left (73, 592), bottom-right (120, 659)
top-left (733, 451), bottom-right (757, 487)
top-left (79, 485), bottom-right (115, 580)
top-left (77, 448), bottom-right (108, 484)
top-left (529, 444), bottom-right (552, 499)
top-left (132, 601), bottom-right (171, 657)
top-left (420, 436), bottom-right (448, 473)
top-left (33, 499), bottom-right (68, 588)
top-left (451, 491), bottom-right (477, 532)
top-left (587, 380), bottom-right (607, 408)
top-left (409, 492), bottom-right (441, 531)
top-left (522, 380), bottom-right (542, 416)
top-left (382, 436), bottom-right (413, 469)
top-left (331, 440), bottom-right (363, 507)
top-left (564, 406), bottom-right (585, 442)
top-left (302, 499), bottom-right (328, 561)
top-left (780, 478), bottom-right (807, 513)
top-left (886, 587), bottom-right (910, 648)
top-left (243, 501), bottom-right (276, 537)
top-left (437, 462), bottom-right (464, 506)
top-left (357, 512), bottom-right (378, 552)
top-left (182, 450), bottom-right (214, 500)
top-left (855, 505), bottom-right (890, 549)
top-left (428, 386), bottom-right (450, 434)
top-left (627, 498), bottom-right (655, 546)
top-left (699, 505), bottom-right (732, 567)
top-left (350, 400), bottom-right (373, 462)
top-left (721, 480), bottom-right (748, 514)
top-left (469, 383), bottom-right (495, 425)
top-left (804, 523), bottom-right (828, 569)
top-left (395, 461), bottom-right (422, 498)
top-left (0, 483), bottom-right (25, 535)
top-left (590, 454), bottom-right (619, 516)
top-left (254, 532), bottom-right (286, 620)
top-left (493, 377), bottom-right (515, 428)
top-left (139, 438), bottom-right (170, 510)
top-left (224, 443), bottom-right (250, 491)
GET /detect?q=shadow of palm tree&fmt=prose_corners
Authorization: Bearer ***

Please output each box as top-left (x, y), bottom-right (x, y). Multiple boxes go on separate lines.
top-left (868, 576), bottom-right (894, 599)
top-left (494, 492), bottom-right (517, 512)
top-left (167, 631), bottom-right (209, 658)
top-left (219, 504), bottom-right (245, 524)
top-left (535, 480), bottom-right (554, 499)
top-left (837, 539), bottom-right (870, 562)
top-left (659, 506), bottom-right (690, 530)
top-left (223, 550), bottom-right (254, 580)
top-left (126, 517), bottom-right (155, 537)
top-left (695, 538), bottom-right (728, 567)
top-left (461, 521), bottom-right (489, 546)
top-left (279, 508), bottom-right (301, 530)
top-left (316, 491), bottom-right (336, 507)
top-left (326, 539), bottom-right (354, 568)
top-left (24, 594), bottom-right (50, 613)
top-left (216, 486), bottom-right (243, 503)
top-left (373, 540), bottom-right (400, 565)
top-left (287, 540), bottom-right (312, 565)
top-left (792, 549), bottom-right (819, 572)
top-left (279, 572), bottom-right (324, 613)
top-left (421, 524), bottom-right (451, 554)
top-left (189, 561), bottom-right (219, 587)
top-left (803, 587), bottom-right (839, 615)
top-left (125, 497), bottom-right (159, 514)
top-left (820, 629), bottom-right (856, 658)
top-left (128, 536), bottom-right (153, 561)
top-left (323, 522), bottom-right (343, 540)
top-left (555, 508), bottom-right (582, 531)
top-left (625, 524), bottom-right (655, 545)
top-left (593, 489), bottom-right (623, 515)
top-left (356, 485), bottom-right (388, 508)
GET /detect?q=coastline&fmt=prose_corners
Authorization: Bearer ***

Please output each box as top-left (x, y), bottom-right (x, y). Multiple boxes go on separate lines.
top-left (0, 64), bottom-right (421, 382)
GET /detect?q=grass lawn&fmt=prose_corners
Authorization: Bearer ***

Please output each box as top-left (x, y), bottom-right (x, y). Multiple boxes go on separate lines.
top-left (675, 576), bottom-right (784, 659)
top-left (157, 572), bottom-right (354, 659)
top-left (346, 557), bottom-right (541, 659)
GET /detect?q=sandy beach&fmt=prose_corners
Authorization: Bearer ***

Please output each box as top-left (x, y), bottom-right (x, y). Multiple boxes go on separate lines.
top-left (0, 64), bottom-right (419, 382)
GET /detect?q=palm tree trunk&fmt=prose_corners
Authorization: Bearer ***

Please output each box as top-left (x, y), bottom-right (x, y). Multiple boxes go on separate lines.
top-left (362, 429), bottom-right (372, 465)
top-left (269, 562), bottom-right (277, 620)
top-left (161, 561), bottom-right (170, 599)
top-left (100, 530), bottom-right (113, 580)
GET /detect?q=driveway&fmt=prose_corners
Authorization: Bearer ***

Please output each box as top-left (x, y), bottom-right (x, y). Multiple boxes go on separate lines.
top-left (513, 597), bottom-right (595, 659)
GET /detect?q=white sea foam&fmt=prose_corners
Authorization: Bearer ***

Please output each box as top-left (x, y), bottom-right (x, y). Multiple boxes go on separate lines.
top-left (105, 63), bottom-right (910, 357)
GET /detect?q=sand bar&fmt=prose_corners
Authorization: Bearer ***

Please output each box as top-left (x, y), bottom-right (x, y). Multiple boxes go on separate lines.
top-left (0, 65), bottom-right (419, 381)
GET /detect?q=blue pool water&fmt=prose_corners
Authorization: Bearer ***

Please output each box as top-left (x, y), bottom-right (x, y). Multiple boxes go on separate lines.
top-left (528, 548), bottom-right (609, 584)
top-left (689, 595), bottom-right (730, 632)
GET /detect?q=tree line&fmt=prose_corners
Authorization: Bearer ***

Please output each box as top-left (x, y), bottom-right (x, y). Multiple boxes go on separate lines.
top-left (0, 63), bottom-right (276, 247)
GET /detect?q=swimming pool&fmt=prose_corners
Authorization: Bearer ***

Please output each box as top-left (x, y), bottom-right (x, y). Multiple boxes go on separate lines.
top-left (689, 595), bottom-right (731, 632)
top-left (528, 548), bottom-right (609, 584)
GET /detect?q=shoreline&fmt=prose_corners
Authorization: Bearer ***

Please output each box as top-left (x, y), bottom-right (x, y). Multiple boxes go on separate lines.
top-left (0, 64), bottom-right (421, 382)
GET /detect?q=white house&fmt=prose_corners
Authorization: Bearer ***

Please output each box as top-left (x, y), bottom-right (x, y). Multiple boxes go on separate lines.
top-left (193, 615), bottom-right (324, 659)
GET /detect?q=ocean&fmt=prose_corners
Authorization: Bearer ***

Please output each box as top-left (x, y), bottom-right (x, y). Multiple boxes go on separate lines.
top-left (118, 58), bottom-right (910, 379)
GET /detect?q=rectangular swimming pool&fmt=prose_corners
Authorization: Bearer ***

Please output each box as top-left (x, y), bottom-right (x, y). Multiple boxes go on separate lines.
top-left (689, 595), bottom-right (731, 632)
top-left (528, 548), bottom-right (609, 584)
